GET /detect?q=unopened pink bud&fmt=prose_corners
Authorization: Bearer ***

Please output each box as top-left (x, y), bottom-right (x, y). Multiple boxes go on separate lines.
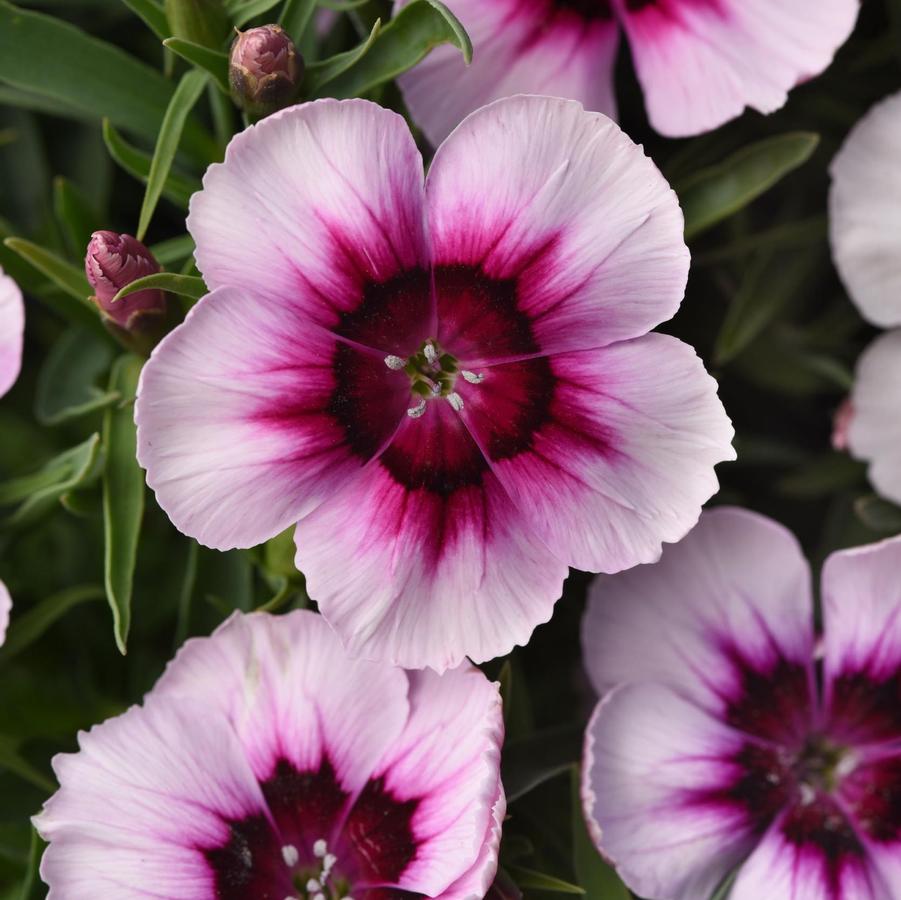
top-left (229, 25), bottom-right (302, 117)
top-left (832, 397), bottom-right (855, 452)
top-left (85, 231), bottom-right (166, 331)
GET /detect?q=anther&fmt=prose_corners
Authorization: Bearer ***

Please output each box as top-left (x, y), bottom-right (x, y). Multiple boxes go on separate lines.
top-left (281, 845), bottom-right (299, 867)
top-left (446, 392), bottom-right (464, 412)
top-left (384, 355), bottom-right (405, 370)
top-left (313, 839), bottom-right (328, 859)
top-left (424, 342), bottom-right (438, 365)
top-left (407, 399), bottom-right (427, 418)
top-left (461, 370), bottom-right (484, 384)
top-left (306, 879), bottom-right (322, 892)
top-left (322, 853), bottom-right (337, 874)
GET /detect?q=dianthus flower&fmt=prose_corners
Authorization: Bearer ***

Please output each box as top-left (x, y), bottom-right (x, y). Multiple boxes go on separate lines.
top-left (0, 265), bottom-right (24, 399)
top-left (582, 506), bottom-right (901, 900)
top-left (35, 610), bottom-right (505, 899)
top-left (398, 0), bottom-right (859, 143)
top-left (136, 96), bottom-right (734, 671)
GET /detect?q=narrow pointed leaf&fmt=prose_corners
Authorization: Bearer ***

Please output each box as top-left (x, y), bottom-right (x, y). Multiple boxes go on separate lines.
top-left (102, 119), bottom-right (200, 209)
top-left (112, 272), bottom-right (207, 303)
top-left (120, 0), bottom-right (169, 38)
top-left (322, 0), bottom-right (472, 99)
top-left (280, 0), bottom-right (317, 42)
top-left (149, 233), bottom-right (196, 267)
top-left (18, 827), bottom-right (45, 900)
top-left (305, 18), bottom-right (382, 95)
top-left (163, 38), bottom-right (229, 93)
top-left (52, 177), bottom-right (100, 255)
top-left (502, 724), bottom-right (582, 803)
top-left (0, 738), bottom-right (54, 794)
top-left (137, 69), bottom-right (209, 240)
top-left (224, 0), bottom-right (281, 26)
top-left (679, 132), bottom-right (820, 240)
top-left (506, 866), bottom-right (585, 895)
top-left (102, 355), bottom-right (145, 654)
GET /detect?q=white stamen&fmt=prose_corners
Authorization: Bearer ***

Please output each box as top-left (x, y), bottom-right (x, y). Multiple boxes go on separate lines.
top-left (424, 342), bottom-right (438, 365)
top-left (313, 894), bottom-right (325, 900)
top-left (281, 845), bottom-right (299, 867)
top-left (799, 783), bottom-right (816, 806)
top-left (446, 392), bottom-right (464, 412)
top-left (306, 879), bottom-right (322, 892)
top-left (384, 354), bottom-right (405, 370)
top-left (322, 853), bottom-right (337, 874)
top-left (407, 398), bottom-right (427, 418)
top-left (461, 370), bottom-right (484, 384)
top-left (313, 839), bottom-right (328, 859)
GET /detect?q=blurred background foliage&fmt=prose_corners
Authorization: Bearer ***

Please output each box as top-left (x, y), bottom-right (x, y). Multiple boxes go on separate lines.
top-left (0, 0), bottom-right (899, 897)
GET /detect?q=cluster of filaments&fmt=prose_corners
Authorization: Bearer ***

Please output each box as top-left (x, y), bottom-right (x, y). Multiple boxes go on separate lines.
top-left (282, 839), bottom-right (354, 900)
top-left (384, 339), bottom-right (483, 418)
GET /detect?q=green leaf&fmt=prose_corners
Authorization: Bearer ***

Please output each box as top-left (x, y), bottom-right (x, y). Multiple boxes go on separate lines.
top-left (855, 494), bottom-right (901, 534)
top-left (0, 585), bottom-right (104, 664)
top-left (714, 249), bottom-right (821, 365)
top-left (0, 1), bottom-right (213, 162)
top-left (102, 356), bottom-right (146, 654)
top-left (163, 38), bottom-right (229, 93)
top-left (709, 870), bottom-right (738, 900)
top-left (52, 176), bottom-right (100, 256)
top-left (571, 767), bottom-right (629, 899)
top-left (304, 18), bottom-right (382, 95)
top-left (506, 865), bottom-right (585, 895)
top-left (502, 724), bottom-right (582, 803)
top-left (112, 271), bottom-right (207, 303)
top-left (137, 69), bottom-right (209, 240)
top-left (35, 328), bottom-right (118, 426)
top-left (225, 0), bottom-right (280, 26)
top-left (1, 238), bottom-right (107, 336)
top-left (102, 119), bottom-right (200, 209)
top-left (1, 434), bottom-right (104, 527)
top-left (321, 0), bottom-right (472, 99)
top-left (0, 737), bottom-right (54, 794)
top-left (679, 132), bottom-right (820, 241)
top-left (173, 539), bottom-right (199, 650)
top-left (280, 0), bottom-right (317, 42)
top-left (120, 0), bottom-right (169, 38)
top-left (150, 233), bottom-right (195, 267)
top-left (17, 827), bottom-right (45, 900)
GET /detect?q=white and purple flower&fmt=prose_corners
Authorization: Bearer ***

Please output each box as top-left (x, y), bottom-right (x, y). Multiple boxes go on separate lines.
top-left (581, 506), bottom-right (901, 899)
top-left (34, 609), bottom-right (505, 899)
top-left (135, 95), bottom-right (734, 672)
top-left (0, 265), bottom-right (24, 400)
top-left (398, 0), bottom-right (860, 143)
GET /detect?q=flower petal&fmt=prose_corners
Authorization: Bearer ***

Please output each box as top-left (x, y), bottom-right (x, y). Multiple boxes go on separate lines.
top-left (34, 698), bottom-right (282, 900)
top-left (397, 0), bottom-right (619, 148)
top-left (583, 682), bottom-right (784, 900)
top-left (188, 99), bottom-right (431, 354)
top-left (830, 91), bottom-right (901, 327)
top-left (154, 611), bottom-right (410, 831)
top-left (848, 330), bottom-right (901, 507)
top-left (821, 533), bottom-right (901, 746)
top-left (616, 0), bottom-right (858, 137)
top-left (0, 268), bottom-right (24, 399)
top-left (729, 801), bottom-right (889, 900)
top-left (347, 665), bottom-right (504, 895)
top-left (582, 506), bottom-right (816, 742)
top-left (426, 95), bottom-right (689, 358)
top-left (296, 398), bottom-right (568, 671)
top-left (0, 579), bottom-right (9, 647)
top-left (461, 334), bottom-right (734, 575)
top-left (136, 285), bottom-right (410, 550)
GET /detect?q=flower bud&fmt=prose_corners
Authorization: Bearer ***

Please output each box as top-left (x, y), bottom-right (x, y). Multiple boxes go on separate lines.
top-left (229, 25), bottom-right (302, 118)
top-left (85, 231), bottom-right (167, 338)
top-left (164, 0), bottom-right (229, 49)
top-left (832, 397), bottom-right (854, 452)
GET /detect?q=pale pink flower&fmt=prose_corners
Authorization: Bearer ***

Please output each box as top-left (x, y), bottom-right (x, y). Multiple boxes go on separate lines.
top-left (34, 610), bottom-right (505, 899)
top-left (136, 96), bottom-right (734, 671)
top-left (582, 506), bottom-right (901, 900)
top-left (398, 0), bottom-right (859, 143)
top-left (0, 265), bottom-right (24, 399)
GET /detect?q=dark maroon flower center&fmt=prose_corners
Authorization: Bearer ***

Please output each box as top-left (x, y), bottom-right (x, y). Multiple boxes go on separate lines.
top-left (201, 756), bottom-right (423, 899)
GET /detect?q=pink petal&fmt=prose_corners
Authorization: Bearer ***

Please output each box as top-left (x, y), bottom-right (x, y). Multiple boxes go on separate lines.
top-left (397, 0), bottom-right (619, 148)
top-left (188, 99), bottom-right (430, 354)
top-left (830, 91), bottom-right (901, 327)
top-left (136, 285), bottom-right (411, 550)
top-left (583, 682), bottom-right (782, 900)
top-left (0, 579), bottom-right (9, 647)
top-left (154, 611), bottom-right (410, 821)
top-left (729, 802), bottom-right (888, 900)
top-left (616, 0), bottom-right (858, 137)
top-left (461, 334), bottom-right (734, 576)
top-left (426, 95), bottom-right (689, 358)
top-left (821, 533), bottom-right (901, 745)
top-left (0, 268), bottom-right (24, 399)
top-left (295, 399), bottom-right (568, 671)
top-left (348, 666), bottom-right (504, 895)
top-left (34, 698), bottom-right (276, 900)
top-left (848, 331), bottom-right (901, 507)
top-left (582, 507), bottom-right (816, 743)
